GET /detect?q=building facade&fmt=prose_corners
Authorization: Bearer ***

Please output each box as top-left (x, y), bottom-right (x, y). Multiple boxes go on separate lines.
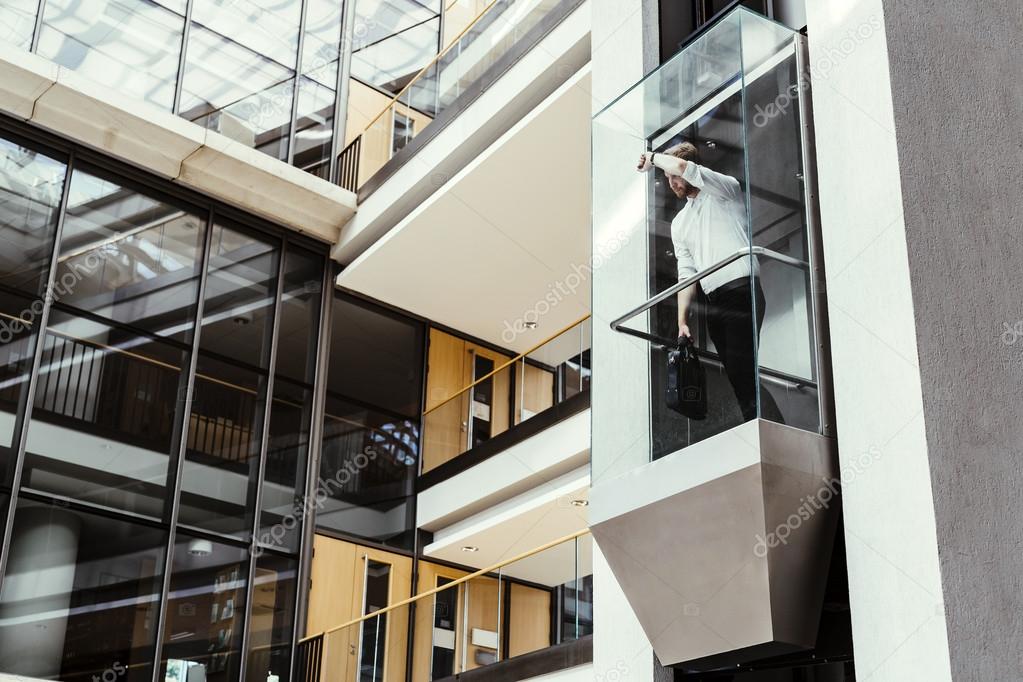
top-left (0, 0), bottom-right (1018, 681)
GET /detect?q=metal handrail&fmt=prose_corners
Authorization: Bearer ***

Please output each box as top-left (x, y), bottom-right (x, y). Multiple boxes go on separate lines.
top-left (300, 528), bottom-right (590, 642)
top-left (421, 313), bottom-right (590, 416)
top-left (609, 246), bottom-right (808, 333)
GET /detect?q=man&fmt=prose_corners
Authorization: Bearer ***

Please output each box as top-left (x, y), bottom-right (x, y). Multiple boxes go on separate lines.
top-left (637, 142), bottom-right (782, 423)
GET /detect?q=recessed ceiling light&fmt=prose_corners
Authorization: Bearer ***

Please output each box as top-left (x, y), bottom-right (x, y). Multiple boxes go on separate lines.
top-left (570, 499), bottom-right (589, 507)
top-left (524, 321), bottom-right (538, 329)
top-left (461, 545), bottom-right (479, 553)
top-left (187, 538), bottom-right (213, 557)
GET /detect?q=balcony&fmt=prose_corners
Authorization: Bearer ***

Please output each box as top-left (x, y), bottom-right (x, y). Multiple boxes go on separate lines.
top-left (589, 7), bottom-right (839, 669)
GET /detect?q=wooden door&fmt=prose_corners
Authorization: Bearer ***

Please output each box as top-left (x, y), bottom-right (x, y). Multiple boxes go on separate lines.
top-left (411, 562), bottom-right (468, 682)
top-left (507, 583), bottom-right (552, 657)
top-left (514, 363), bottom-right (555, 424)
top-left (422, 329), bottom-right (469, 472)
top-left (462, 576), bottom-right (501, 671)
top-left (306, 536), bottom-right (412, 682)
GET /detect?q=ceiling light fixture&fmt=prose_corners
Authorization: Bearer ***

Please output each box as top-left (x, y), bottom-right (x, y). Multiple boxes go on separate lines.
top-left (524, 321), bottom-right (538, 329)
top-left (187, 538), bottom-right (213, 557)
top-left (460, 545), bottom-right (479, 553)
top-left (570, 499), bottom-right (589, 507)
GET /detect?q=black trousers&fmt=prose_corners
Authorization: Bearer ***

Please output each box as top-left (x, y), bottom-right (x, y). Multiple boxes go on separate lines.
top-left (705, 277), bottom-right (783, 423)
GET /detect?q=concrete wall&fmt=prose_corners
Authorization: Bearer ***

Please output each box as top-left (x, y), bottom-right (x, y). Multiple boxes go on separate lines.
top-left (806, 0), bottom-right (955, 679)
top-left (880, 1), bottom-right (1023, 679)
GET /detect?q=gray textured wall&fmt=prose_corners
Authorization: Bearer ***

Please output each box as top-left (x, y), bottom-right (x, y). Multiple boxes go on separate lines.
top-left (882, 1), bottom-right (1023, 679)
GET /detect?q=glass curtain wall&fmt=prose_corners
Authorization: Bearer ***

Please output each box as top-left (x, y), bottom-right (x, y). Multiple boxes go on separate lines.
top-left (4, 0), bottom-right (346, 178)
top-left (0, 125), bottom-right (328, 682)
top-left (315, 293), bottom-right (424, 551)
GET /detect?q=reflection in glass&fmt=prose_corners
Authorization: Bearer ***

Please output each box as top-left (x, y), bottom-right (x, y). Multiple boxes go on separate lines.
top-left (274, 247), bottom-right (322, 385)
top-left (0, 135), bottom-right (67, 297)
top-left (351, 0), bottom-right (440, 93)
top-left (246, 554), bottom-right (298, 682)
top-left (180, 18), bottom-right (296, 161)
top-left (0, 292), bottom-right (41, 480)
top-left (295, 0), bottom-right (343, 177)
top-left (259, 379), bottom-right (312, 553)
top-left (0, 499), bottom-right (166, 681)
top-left (23, 309), bottom-right (188, 517)
top-left (160, 533), bottom-right (248, 682)
top-left (359, 561), bottom-right (390, 682)
top-left (36, 0), bottom-right (184, 110)
top-left (0, 0), bottom-right (38, 49)
top-left (57, 165), bottom-right (205, 343)
top-left (316, 396), bottom-right (418, 549)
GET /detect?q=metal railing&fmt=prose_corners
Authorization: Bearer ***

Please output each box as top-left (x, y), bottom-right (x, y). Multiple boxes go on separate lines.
top-left (421, 314), bottom-right (590, 473)
top-left (298, 529), bottom-right (591, 682)
top-left (338, 0), bottom-right (559, 191)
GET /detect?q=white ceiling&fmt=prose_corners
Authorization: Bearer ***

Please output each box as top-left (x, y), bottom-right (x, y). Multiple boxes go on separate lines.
top-left (424, 469), bottom-right (591, 587)
top-left (338, 72), bottom-right (592, 355)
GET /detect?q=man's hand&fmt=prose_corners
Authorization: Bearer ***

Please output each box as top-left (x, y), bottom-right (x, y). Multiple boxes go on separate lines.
top-left (678, 322), bottom-right (692, 341)
top-left (637, 151), bottom-right (654, 172)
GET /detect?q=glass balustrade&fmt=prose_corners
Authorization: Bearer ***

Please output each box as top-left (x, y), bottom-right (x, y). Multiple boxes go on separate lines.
top-left (591, 7), bottom-right (827, 480)
top-left (421, 316), bottom-right (590, 474)
top-left (340, 0), bottom-right (563, 190)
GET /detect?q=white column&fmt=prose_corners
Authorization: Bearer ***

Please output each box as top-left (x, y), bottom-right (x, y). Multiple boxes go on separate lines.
top-left (0, 506), bottom-right (82, 677)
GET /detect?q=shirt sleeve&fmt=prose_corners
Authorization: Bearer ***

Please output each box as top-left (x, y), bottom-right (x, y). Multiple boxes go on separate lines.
top-left (674, 233), bottom-right (698, 282)
top-left (681, 161), bottom-right (742, 201)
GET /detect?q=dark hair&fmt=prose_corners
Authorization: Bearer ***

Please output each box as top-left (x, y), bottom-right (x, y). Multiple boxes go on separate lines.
top-left (665, 141), bottom-right (700, 164)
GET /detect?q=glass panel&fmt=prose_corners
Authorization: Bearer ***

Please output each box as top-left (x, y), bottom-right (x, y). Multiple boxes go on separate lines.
top-left (295, 0), bottom-right (343, 176)
top-left (258, 378), bottom-right (312, 554)
top-left (0, 292), bottom-right (41, 480)
top-left (350, 0), bottom-right (440, 93)
top-left (0, 134), bottom-right (67, 298)
top-left (177, 223), bottom-right (277, 535)
top-left (56, 165), bottom-right (205, 343)
top-left (245, 554), bottom-right (298, 682)
top-left (358, 560), bottom-right (390, 682)
top-left (191, 0), bottom-right (301, 69)
top-left (36, 0), bottom-right (184, 110)
top-left (316, 396), bottom-right (418, 549)
top-left (591, 9), bottom-right (821, 478)
top-left (275, 247), bottom-right (322, 385)
top-left (180, 24), bottom-right (295, 161)
top-left (23, 309), bottom-right (188, 517)
top-left (0, 499), bottom-right (166, 681)
top-left (160, 533), bottom-right (249, 682)
top-left (0, 0), bottom-right (38, 49)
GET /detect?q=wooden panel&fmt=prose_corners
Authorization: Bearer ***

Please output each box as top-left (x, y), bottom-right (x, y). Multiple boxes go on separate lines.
top-left (358, 546), bottom-right (413, 682)
top-left (423, 329), bottom-right (468, 472)
top-left (307, 535), bottom-right (359, 682)
top-left (515, 363), bottom-right (555, 424)
top-left (411, 562), bottom-right (469, 682)
top-left (507, 583), bottom-right (552, 658)
top-left (465, 344), bottom-right (512, 438)
top-left (345, 79), bottom-right (434, 186)
top-left (464, 576), bottom-right (501, 671)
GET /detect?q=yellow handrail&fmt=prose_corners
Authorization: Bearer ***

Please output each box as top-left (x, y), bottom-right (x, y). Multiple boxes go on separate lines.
top-left (360, 0), bottom-right (504, 134)
top-left (301, 528), bottom-right (590, 642)
top-left (422, 313), bottom-right (590, 416)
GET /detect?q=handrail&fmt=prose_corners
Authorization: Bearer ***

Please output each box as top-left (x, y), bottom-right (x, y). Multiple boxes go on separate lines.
top-left (300, 528), bottom-right (590, 642)
top-left (609, 246), bottom-right (808, 333)
top-left (360, 0), bottom-right (505, 134)
top-left (422, 313), bottom-right (590, 416)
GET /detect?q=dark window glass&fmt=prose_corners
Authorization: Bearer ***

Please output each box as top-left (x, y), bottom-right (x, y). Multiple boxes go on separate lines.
top-left (275, 247), bottom-right (323, 386)
top-left (160, 533), bottom-right (249, 682)
top-left (56, 165), bottom-right (205, 343)
top-left (23, 309), bottom-right (188, 517)
top-left (258, 378), bottom-right (311, 554)
top-left (180, 0), bottom-right (302, 162)
top-left (245, 554), bottom-right (298, 682)
top-left (35, 0), bottom-right (184, 110)
top-left (0, 0), bottom-right (37, 49)
top-left (178, 223), bottom-right (279, 536)
top-left (329, 296), bottom-right (423, 418)
top-left (316, 396), bottom-right (418, 549)
top-left (392, 111), bottom-right (413, 153)
top-left (559, 573), bottom-right (593, 641)
top-left (359, 560), bottom-right (390, 682)
top-left (0, 135), bottom-right (67, 298)
top-left (0, 499), bottom-right (166, 682)
top-left (0, 291), bottom-right (41, 482)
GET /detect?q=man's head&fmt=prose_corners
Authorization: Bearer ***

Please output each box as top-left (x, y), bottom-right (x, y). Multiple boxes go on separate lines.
top-left (664, 141), bottom-right (699, 199)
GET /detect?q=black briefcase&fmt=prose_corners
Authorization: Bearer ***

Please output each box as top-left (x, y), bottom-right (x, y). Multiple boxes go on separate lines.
top-left (666, 337), bottom-right (707, 420)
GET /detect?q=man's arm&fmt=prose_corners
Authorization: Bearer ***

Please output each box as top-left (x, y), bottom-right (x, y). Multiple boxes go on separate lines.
top-left (638, 152), bottom-right (741, 201)
top-left (637, 151), bottom-right (686, 176)
top-left (677, 285), bottom-right (696, 340)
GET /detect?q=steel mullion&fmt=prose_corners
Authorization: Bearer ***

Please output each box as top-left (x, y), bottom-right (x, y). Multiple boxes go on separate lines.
top-left (238, 237), bottom-right (287, 682)
top-left (287, 0), bottom-right (311, 167)
top-left (29, 0), bottom-right (47, 52)
top-left (289, 259), bottom-right (335, 679)
top-left (0, 147), bottom-right (75, 589)
top-left (171, 0), bottom-right (195, 115)
top-left (148, 205), bottom-right (216, 682)
top-left (330, 0), bottom-right (359, 183)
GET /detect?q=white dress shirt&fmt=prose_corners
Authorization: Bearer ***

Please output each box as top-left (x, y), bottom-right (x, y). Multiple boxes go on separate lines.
top-left (669, 161), bottom-right (758, 294)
